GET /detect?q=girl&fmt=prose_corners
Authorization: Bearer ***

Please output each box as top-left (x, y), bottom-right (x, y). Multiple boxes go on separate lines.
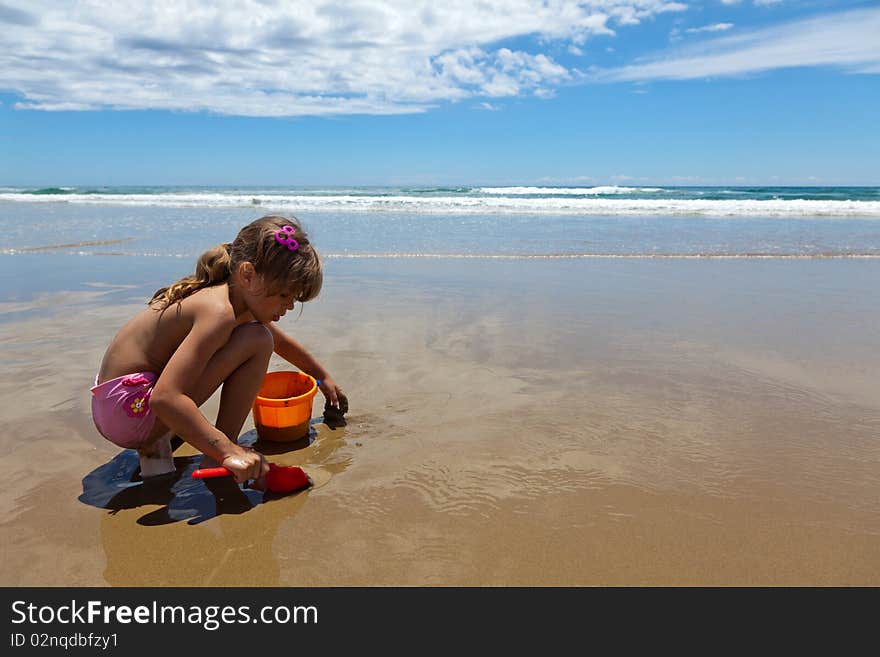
top-left (90, 215), bottom-right (346, 483)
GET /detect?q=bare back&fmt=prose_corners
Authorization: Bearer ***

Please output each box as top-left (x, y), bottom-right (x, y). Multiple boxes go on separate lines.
top-left (97, 284), bottom-right (245, 384)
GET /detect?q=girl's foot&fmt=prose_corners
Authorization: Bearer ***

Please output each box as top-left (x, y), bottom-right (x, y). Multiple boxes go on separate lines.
top-left (138, 433), bottom-right (175, 477)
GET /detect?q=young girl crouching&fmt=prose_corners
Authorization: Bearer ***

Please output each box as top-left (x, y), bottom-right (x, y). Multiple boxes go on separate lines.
top-left (90, 215), bottom-right (346, 482)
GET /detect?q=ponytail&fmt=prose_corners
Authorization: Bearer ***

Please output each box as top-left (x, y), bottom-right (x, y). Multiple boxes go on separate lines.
top-left (150, 243), bottom-right (232, 309)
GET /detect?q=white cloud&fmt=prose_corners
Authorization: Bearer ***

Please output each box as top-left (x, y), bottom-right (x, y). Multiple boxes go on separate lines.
top-left (595, 6), bottom-right (880, 81)
top-left (0, 0), bottom-right (686, 117)
top-left (685, 23), bottom-right (734, 34)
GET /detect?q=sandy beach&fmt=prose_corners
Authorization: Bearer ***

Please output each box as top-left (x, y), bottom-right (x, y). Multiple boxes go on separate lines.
top-left (1, 255), bottom-right (879, 586)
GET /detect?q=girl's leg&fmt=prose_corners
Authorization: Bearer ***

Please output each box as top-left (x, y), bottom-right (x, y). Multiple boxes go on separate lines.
top-left (139, 322), bottom-right (274, 475)
top-left (193, 322), bottom-right (274, 443)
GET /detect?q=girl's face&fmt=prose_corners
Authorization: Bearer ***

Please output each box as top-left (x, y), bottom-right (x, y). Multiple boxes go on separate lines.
top-left (250, 285), bottom-right (296, 324)
top-left (238, 266), bottom-right (296, 323)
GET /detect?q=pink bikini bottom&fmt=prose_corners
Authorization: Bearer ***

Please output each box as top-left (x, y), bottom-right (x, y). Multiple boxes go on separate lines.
top-left (91, 372), bottom-right (159, 449)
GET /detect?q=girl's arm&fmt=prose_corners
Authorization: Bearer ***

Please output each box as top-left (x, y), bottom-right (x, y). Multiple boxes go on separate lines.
top-left (267, 322), bottom-right (346, 409)
top-left (149, 307), bottom-right (264, 480)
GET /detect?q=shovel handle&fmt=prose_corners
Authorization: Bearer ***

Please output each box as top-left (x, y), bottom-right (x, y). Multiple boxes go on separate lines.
top-left (191, 466), bottom-right (232, 479)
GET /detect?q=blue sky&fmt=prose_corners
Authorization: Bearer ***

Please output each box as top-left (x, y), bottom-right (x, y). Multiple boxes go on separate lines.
top-left (1, 0), bottom-right (878, 186)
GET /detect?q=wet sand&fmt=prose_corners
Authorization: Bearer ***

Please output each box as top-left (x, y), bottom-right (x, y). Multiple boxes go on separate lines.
top-left (1, 257), bottom-right (879, 586)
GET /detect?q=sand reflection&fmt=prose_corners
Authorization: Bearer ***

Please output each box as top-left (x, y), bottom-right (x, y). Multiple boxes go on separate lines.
top-left (80, 424), bottom-right (348, 586)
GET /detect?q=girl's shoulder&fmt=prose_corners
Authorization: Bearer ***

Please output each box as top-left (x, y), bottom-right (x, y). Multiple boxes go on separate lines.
top-left (189, 284), bottom-right (236, 320)
top-left (156, 284), bottom-right (236, 326)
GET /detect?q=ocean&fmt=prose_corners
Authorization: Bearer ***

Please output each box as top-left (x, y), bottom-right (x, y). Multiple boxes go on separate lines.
top-left (1, 185), bottom-right (880, 259)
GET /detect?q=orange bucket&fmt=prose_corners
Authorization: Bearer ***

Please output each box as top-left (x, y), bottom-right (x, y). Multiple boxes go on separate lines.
top-left (252, 371), bottom-right (318, 442)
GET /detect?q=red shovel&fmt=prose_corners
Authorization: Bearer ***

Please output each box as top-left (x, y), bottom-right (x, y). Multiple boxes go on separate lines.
top-left (192, 462), bottom-right (311, 494)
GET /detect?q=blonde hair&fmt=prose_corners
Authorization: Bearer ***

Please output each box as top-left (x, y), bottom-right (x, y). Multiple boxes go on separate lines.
top-left (150, 215), bottom-right (323, 310)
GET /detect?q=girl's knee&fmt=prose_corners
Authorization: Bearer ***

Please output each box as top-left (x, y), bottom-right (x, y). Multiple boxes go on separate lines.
top-left (232, 322), bottom-right (274, 356)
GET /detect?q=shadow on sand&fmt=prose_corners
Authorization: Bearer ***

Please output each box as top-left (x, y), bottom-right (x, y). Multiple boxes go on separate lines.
top-left (79, 424), bottom-right (321, 526)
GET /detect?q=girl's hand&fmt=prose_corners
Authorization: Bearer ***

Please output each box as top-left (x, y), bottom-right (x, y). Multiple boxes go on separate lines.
top-left (319, 376), bottom-right (348, 413)
top-left (221, 447), bottom-right (269, 484)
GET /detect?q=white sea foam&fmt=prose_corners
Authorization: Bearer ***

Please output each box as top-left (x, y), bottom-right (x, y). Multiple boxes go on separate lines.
top-left (1, 192), bottom-right (879, 217)
top-left (478, 185), bottom-right (667, 195)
